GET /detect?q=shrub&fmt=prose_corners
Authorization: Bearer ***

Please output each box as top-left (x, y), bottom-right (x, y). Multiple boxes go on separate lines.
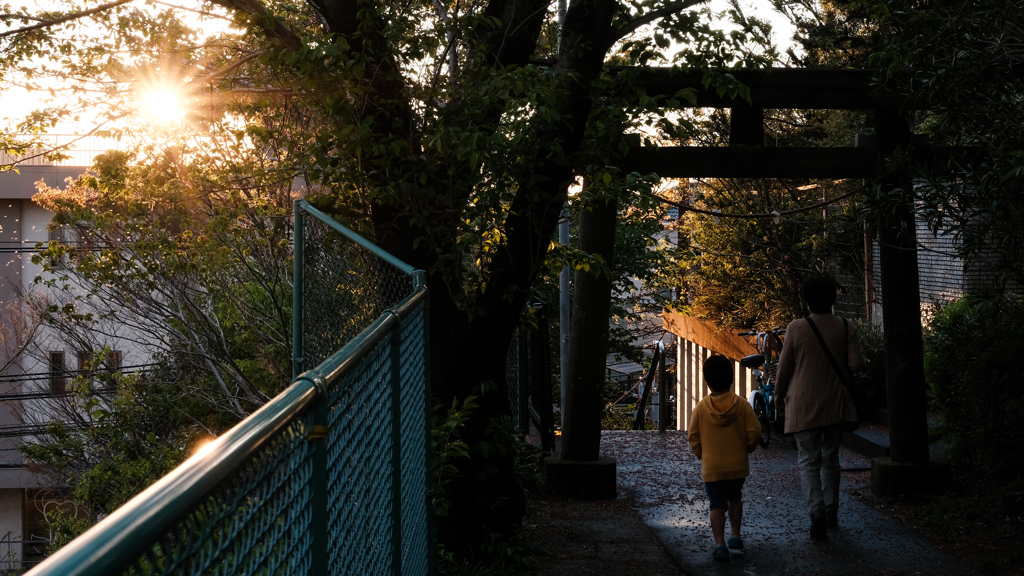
top-left (432, 392), bottom-right (539, 575)
top-left (854, 320), bottom-right (887, 407)
top-left (924, 296), bottom-right (1024, 484)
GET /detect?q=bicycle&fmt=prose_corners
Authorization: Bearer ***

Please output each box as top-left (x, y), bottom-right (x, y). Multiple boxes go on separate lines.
top-left (738, 328), bottom-right (786, 448)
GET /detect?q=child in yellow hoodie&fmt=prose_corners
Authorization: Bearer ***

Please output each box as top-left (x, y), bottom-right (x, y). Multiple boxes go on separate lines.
top-left (688, 355), bottom-right (761, 562)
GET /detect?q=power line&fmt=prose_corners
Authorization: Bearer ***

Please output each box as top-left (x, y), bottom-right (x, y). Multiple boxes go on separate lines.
top-left (0, 422), bottom-right (87, 439)
top-left (646, 185), bottom-right (866, 221)
top-left (0, 364), bottom-right (160, 385)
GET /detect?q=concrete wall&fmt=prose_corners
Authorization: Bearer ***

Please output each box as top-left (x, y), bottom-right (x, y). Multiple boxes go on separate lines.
top-left (0, 167), bottom-right (86, 200)
top-left (0, 489), bottom-right (23, 565)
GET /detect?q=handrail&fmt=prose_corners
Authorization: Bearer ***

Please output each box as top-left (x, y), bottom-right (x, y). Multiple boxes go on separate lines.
top-left (25, 382), bottom-right (319, 576)
top-left (26, 287), bottom-right (428, 576)
top-left (307, 287), bottom-right (427, 388)
top-left (631, 341), bottom-right (666, 431)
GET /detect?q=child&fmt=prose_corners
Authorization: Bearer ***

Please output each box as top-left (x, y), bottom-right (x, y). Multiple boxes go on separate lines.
top-left (688, 355), bottom-right (761, 562)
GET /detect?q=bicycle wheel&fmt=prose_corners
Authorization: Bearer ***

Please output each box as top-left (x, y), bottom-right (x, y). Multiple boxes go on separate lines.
top-left (753, 394), bottom-right (771, 447)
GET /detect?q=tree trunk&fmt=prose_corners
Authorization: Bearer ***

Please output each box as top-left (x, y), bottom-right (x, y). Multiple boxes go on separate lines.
top-left (424, 268), bottom-right (527, 556)
top-left (561, 193), bottom-right (618, 461)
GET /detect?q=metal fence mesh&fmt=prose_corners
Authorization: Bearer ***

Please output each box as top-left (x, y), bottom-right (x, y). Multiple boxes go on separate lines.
top-left (301, 203), bottom-right (432, 576)
top-left (129, 414), bottom-right (317, 576)
top-left (505, 329), bottom-right (522, 434)
top-left (302, 215), bottom-right (414, 369)
top-left (326, 338), bottom-right (396, 575)
top-left (398, 305), bottom-right (430, 576)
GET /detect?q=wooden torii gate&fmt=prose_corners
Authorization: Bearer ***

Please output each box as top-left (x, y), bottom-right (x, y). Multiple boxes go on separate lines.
top-left (622, 66), bottom-right (951, 496)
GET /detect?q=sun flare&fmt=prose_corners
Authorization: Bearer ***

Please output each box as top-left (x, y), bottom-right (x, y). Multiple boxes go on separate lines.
top-left (142, 89), bottom-right (185, 123)
top-left (192, 438), bottom-right (217, 459)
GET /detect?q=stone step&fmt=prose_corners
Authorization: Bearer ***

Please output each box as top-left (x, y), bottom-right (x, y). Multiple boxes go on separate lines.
top-left (840, 406), bottom-right (950, 463)
top-left (842, 421), bottom-right (891, 459)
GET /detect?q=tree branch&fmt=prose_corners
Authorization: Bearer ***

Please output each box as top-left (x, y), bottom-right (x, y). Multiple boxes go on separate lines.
top-left (608, 0), bottom-right (708, 46)
top-left (147, 0), bottom-right (235, 21)
top-left (207, 0), bottom-right (302, 51)
top-left (1, 118), bottom-right (122, 170)
top-left (0, 0), bottom-right (135, 39)
top-left (191, 50), bottom-right (267, 85)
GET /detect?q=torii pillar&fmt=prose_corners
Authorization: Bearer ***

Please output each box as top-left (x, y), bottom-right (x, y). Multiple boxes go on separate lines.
top-left (870, 107), bottom-right (950, 496)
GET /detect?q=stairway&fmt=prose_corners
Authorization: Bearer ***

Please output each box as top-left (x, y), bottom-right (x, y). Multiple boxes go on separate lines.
top-left (840, 405), bottom-right (949, 463)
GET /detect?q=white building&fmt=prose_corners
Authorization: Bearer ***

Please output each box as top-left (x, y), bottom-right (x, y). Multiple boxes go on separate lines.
top-left (0, 137), bottom-right (132, 569)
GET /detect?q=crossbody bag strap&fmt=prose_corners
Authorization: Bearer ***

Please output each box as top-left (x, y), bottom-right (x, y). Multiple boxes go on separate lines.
top-left (805, 316), bottom-right (850, 388)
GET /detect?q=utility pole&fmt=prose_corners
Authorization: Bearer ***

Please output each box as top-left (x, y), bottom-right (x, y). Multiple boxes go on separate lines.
top-left (557, 0), bottom-right (570, 425)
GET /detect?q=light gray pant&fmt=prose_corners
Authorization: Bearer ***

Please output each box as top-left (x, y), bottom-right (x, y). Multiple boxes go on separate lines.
top-left (793, 423), bottom-right (844, 517)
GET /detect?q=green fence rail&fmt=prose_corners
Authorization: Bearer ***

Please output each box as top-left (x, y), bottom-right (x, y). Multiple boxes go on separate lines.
top-left (25, 200), bottom-right (434, 576)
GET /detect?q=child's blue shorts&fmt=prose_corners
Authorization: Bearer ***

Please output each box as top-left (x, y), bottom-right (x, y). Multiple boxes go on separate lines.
top-left (704, 478), bottom-right (745, 511)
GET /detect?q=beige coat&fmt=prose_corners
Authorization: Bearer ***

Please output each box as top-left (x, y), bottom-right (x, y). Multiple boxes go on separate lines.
top-left (775, 314), bottom-right (864, 434)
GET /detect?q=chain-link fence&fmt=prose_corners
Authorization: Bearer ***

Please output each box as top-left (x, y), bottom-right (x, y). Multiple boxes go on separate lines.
top-left (504, 303), bottom-right (555, 451)
top-left (298, 209), bottom-right (415, 372)
top-left (505, 328), bottom-right (527, 435)
top-left (25, 200), bottom-right (434, 576)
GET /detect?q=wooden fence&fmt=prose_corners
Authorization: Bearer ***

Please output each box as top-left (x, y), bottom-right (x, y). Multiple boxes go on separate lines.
top-left (664, 312), bottom-right (758, 432)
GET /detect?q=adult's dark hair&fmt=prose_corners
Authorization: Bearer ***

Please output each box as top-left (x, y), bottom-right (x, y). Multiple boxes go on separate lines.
top-left (703, 355), bottom-right (733, 392)
top-left (802, 275), bottom-right (837, 314)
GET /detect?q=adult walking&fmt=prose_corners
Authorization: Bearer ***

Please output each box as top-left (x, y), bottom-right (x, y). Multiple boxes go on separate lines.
top-left (775, 275), bottom-right (863, 539)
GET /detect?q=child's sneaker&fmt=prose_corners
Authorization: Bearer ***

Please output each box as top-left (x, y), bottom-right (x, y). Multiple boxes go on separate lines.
top-left (713, 545), bottom-right (730, 562)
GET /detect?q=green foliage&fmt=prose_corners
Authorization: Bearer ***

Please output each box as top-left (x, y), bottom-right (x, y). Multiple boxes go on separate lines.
top-left (539, 170), bottom-right (677, 365)
top-left (31, 146), bottom-right (295, 415)
top-left (772, 0), bottom-right (884, 67)
top-left (3, 0), bottom-right (781, 555)
top-left (21, 140), bottom-right (294, 550)
top-left (870, 0), bottom-right (1024, 290)
top-left (665, 93), bottom-right (871, 329)
top-left (432, 396), bottom-right (478, 519)
top-left (676, 176), bottom-right (866, 328)
top-left (924, 296), bottom-right (1024, 484)
top-left (853, 320), bottom-right (886, 407)
top-left (431, 388), bottom-right (543, 575)
top-left (20, 353), bottom-right (232, 551)
top-left (602, 402), bottom-right (652, 430)
top-left (40, 507), bottom-right (90, 552)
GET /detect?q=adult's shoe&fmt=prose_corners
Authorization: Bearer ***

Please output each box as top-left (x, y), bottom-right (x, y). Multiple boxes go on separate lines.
top-left (810, 510), bottom-right (827, 539)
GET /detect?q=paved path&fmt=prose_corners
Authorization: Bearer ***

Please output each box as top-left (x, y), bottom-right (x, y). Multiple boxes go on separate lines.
top-left (600, 430), bottom-right (969, 576)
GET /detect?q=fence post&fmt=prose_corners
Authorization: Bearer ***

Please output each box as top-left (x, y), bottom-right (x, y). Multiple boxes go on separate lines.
top-left (517, 328), bottom-right (528, 434)
top-left (293, 199), bottom-right (305, 380)
top-left (389, 316), bottom-right (404, 576)
top-left (310, 404), bottom-right (330, 576)
top-left (658, 341), bottom-right (667, 433)
top-left (419, 294), bottom-right (438, 576)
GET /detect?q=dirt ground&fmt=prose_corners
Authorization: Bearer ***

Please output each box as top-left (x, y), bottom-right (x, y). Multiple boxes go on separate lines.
top-left (529, 494), bottom-right (686, 576)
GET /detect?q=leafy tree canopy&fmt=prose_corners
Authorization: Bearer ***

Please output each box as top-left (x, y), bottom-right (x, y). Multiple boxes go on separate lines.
top-left (3, 0), bottom-right (779, 561)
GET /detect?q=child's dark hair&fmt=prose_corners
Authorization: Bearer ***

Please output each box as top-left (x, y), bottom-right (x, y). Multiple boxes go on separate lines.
top-left (703, 355), bottom-right (733, 392)
top-left (802, 275), bottom-right (837, 314)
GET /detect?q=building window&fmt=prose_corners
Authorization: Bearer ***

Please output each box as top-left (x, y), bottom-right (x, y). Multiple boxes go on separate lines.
top-left (48, 227), bottom-right (66, 269)
top-left (75, 350), bottom-right (123, 387)
top-left (49, 352), bottom-right (66, 394)
top-left (77, 351), bottom-right (93, 383)
top-left (102, 350), bottom-right (122, 387)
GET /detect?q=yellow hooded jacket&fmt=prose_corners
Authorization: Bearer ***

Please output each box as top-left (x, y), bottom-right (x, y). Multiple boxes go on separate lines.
top-left (687, 391), bottom-right (761, 482)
